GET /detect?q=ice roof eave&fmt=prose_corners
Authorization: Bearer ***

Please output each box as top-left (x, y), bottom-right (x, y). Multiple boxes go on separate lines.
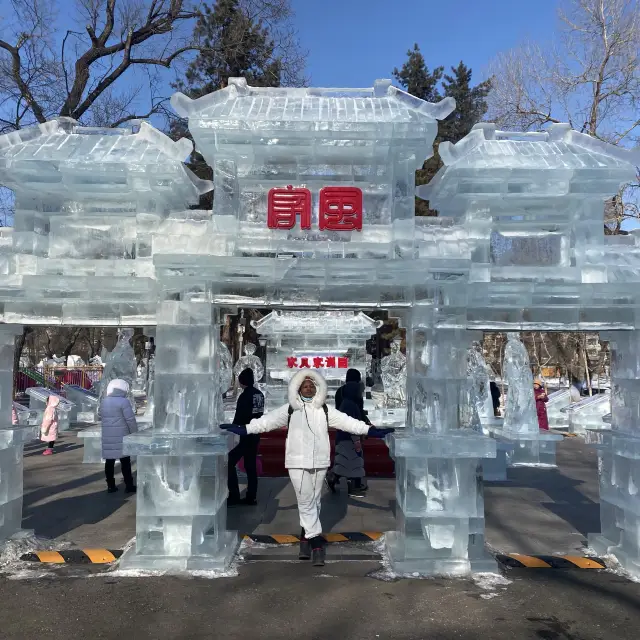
top-left (170, 77), bottom-right (456, 123)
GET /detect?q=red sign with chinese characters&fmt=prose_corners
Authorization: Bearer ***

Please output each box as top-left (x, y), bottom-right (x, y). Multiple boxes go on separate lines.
top-left (267, 185), bottom-right (362, 231)
top-left (287, 356), bottom-right (349, 369)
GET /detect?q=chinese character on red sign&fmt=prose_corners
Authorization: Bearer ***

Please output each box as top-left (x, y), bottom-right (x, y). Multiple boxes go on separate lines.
top-left (319, 187), bottom-right (363, 232)
top-left (267, 185), bottom-right (311, 230)
top-left (285, 356), bottom-right (349, 369)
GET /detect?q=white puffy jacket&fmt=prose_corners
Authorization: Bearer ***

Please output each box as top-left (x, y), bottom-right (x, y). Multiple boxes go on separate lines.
top-left (246, 369), bottom-right (370, 469)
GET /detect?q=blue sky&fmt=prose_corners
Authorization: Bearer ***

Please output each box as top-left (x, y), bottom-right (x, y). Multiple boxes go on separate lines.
top-left (291, 0), bottom-right (560, 87)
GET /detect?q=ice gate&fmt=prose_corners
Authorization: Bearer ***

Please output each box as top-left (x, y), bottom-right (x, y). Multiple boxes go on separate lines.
top-left (0, 78), bottom-right (639, 576)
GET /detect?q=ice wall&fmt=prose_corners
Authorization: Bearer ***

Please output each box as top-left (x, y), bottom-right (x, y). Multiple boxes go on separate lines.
top-left (0, 326), bottom-right (34, 540)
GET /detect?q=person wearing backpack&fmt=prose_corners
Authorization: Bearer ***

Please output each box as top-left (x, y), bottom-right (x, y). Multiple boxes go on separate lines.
top-left (40, 395), bottom-right (60, 456)
top-left (220, 368), bottom-right (394, 567)
top-left (227, 367), bottom-right (265, 506)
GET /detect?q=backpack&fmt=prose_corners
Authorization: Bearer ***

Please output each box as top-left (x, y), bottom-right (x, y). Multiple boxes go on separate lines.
top-left (287, 404), bottom-right (329, 428)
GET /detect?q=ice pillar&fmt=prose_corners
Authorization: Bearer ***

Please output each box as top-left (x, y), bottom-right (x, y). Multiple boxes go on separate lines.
top-left (589, 331), bottom-right (640, 578)
top-left (0, 326), bottom-right (34, 541)
top-left (120, 302), bottom-right (238, 571)
top-left (385, 311), bottom-right (497, 576)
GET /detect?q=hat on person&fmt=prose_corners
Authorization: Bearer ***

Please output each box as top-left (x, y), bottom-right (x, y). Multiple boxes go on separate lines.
top-left (345, 368), bottom-right (361, 383)
top-left (238, 368), bottom-right (254, 386)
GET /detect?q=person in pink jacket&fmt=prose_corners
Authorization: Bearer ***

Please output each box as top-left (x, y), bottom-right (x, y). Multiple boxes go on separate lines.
top-left (40, 395), bottom-right (60, 455)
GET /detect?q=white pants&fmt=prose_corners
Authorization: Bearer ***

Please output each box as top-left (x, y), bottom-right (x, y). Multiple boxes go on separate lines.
top-left (288, 468), bottom-right (327, 539)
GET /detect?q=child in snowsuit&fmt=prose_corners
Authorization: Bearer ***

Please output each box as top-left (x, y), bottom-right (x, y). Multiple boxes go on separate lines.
top-left (221, 369), bottom-right (393, 566)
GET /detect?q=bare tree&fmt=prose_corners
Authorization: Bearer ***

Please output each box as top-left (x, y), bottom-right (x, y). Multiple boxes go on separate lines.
top-left (487, 0), bottom-right (640, 142)
top-left (0, 0), bottom-right (304, 132)
top-left (486, 0), bottom-right (640, 227)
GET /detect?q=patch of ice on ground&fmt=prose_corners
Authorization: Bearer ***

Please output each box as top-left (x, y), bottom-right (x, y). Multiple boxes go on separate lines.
top-left (96, 537), bottom-right (246, 579)
top-left (480, 592), bottom-right (500, 600)
top-left (0, 534), bottom-right (76, 579)
top-left (472, 572), bottom-right (512, 590)
top-left (510, 463), bottom-right (557, 468)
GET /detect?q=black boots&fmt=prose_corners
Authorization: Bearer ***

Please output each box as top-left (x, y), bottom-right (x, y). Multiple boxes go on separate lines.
top-left (299, 528), bottom-right (311, 560)
top-left (299, 530), bottom-right (325, 565)
top-left (310, 536), bottom-right (326, 567)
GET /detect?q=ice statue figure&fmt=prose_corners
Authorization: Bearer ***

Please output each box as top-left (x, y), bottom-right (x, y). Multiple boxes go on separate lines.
top-left (467, 343), bottom-right (494, 421)
top-left (502, 333), bottom-right (538, 433)
top-left (98, 328), bottom-right (136, 415)
top-left (219, 342), bottom-right (233, 395)
top-left (144, 354), bottom-right (155, 419)
top-left (381, 339), bottom-right (406, 408)
top-left (233, 342), bottom-right (264, 383)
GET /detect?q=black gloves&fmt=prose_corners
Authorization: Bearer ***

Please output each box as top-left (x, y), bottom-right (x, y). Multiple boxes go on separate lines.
top-left (220, 424), bottom-right (248, 436)
top-left (367, 426), bottom-right (394, 438)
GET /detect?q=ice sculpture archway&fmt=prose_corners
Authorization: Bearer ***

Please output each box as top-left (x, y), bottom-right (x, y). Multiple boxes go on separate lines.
top-left (0, 79), bottom-right (638, 577)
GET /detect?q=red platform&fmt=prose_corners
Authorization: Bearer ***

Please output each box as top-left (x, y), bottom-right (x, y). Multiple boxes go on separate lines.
top-left (256, 429), bottom-right (395, 478)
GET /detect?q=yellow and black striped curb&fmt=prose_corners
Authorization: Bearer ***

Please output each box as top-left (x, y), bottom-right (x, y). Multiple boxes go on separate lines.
top-left (20, 549), bottom-right (123, 564)
top-left (243, 532), bottom-right (383, 544)
top-left (496, 554), bottom-right (606, 569)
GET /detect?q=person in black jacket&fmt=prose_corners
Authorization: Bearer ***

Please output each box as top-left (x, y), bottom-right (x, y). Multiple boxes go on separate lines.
top-left (227, 368), bottom-right (265, 506)
top-left (334, 369), bottom-right (371, 426)
top-left (327, 369), bottom-right (372, 497)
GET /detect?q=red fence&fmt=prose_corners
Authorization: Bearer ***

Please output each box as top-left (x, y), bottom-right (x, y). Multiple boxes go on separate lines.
top-left (15, 366), bottom-right (103, 394)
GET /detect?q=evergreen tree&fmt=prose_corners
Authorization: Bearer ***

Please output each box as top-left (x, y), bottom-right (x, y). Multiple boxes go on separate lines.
top-left (171, 0), bottom-right (284, 207)
top-left (393, 47), bottom-right (492, 216)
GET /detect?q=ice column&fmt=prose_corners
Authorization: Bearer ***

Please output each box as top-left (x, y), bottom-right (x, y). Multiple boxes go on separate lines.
top-left (589, 331), bottom-right (640, 579)
top-left (120, 302), bottom-right (237, 571)
top-left (0, 326), bottom-right (34, 541)
top-left (385, 312), bottom-right (497, 576)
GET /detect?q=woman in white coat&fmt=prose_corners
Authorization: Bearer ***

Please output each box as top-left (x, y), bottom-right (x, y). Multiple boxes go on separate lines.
top-left (220, 369), bottom-right (393, 566)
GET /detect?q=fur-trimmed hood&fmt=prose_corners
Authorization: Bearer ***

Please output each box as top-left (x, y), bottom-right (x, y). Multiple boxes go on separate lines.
top-left (287, 369), bottom-right (328, 409)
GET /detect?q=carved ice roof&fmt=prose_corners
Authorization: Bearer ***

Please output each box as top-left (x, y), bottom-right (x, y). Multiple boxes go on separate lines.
top-left (0, 118), bottom-right (212, 199)
top-left (419, 123), bottom-right (640, 204)
top-left (171, 78), bottom-right (455, 126)
top-left (252, 310), bottom-right (383, 335)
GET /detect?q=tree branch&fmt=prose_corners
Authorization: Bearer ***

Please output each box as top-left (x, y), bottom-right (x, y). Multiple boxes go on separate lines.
top-left (0, 38), bottom-right (47, 123)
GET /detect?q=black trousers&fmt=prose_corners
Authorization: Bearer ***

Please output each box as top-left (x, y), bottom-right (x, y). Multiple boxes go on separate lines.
top-left (105, 456), bottom-right (134, 489)
top-left (228, 434), bottom-right (261, 501)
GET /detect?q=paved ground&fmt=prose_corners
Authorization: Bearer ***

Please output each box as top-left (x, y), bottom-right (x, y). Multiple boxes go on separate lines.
top-left (7, 433), bottom-right (640, 640)
top-left (1, 561), bottom-right (640, 639)
top-left (21, 432), bottom-right (600, 555)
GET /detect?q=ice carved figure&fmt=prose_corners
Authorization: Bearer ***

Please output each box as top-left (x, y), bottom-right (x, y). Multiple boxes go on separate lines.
top-left (98, 328), bottom-right (136, 415)
top-left (381, 339), bottom-right (406, 408)
top-left (233, 342), bottom-right (264, 383)
top-left (502, 333), bottom-right (538, 434)
top-left (467, 343), bottom-right (494, 421)
top-left (219, 342), bottom-right (233, 395)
